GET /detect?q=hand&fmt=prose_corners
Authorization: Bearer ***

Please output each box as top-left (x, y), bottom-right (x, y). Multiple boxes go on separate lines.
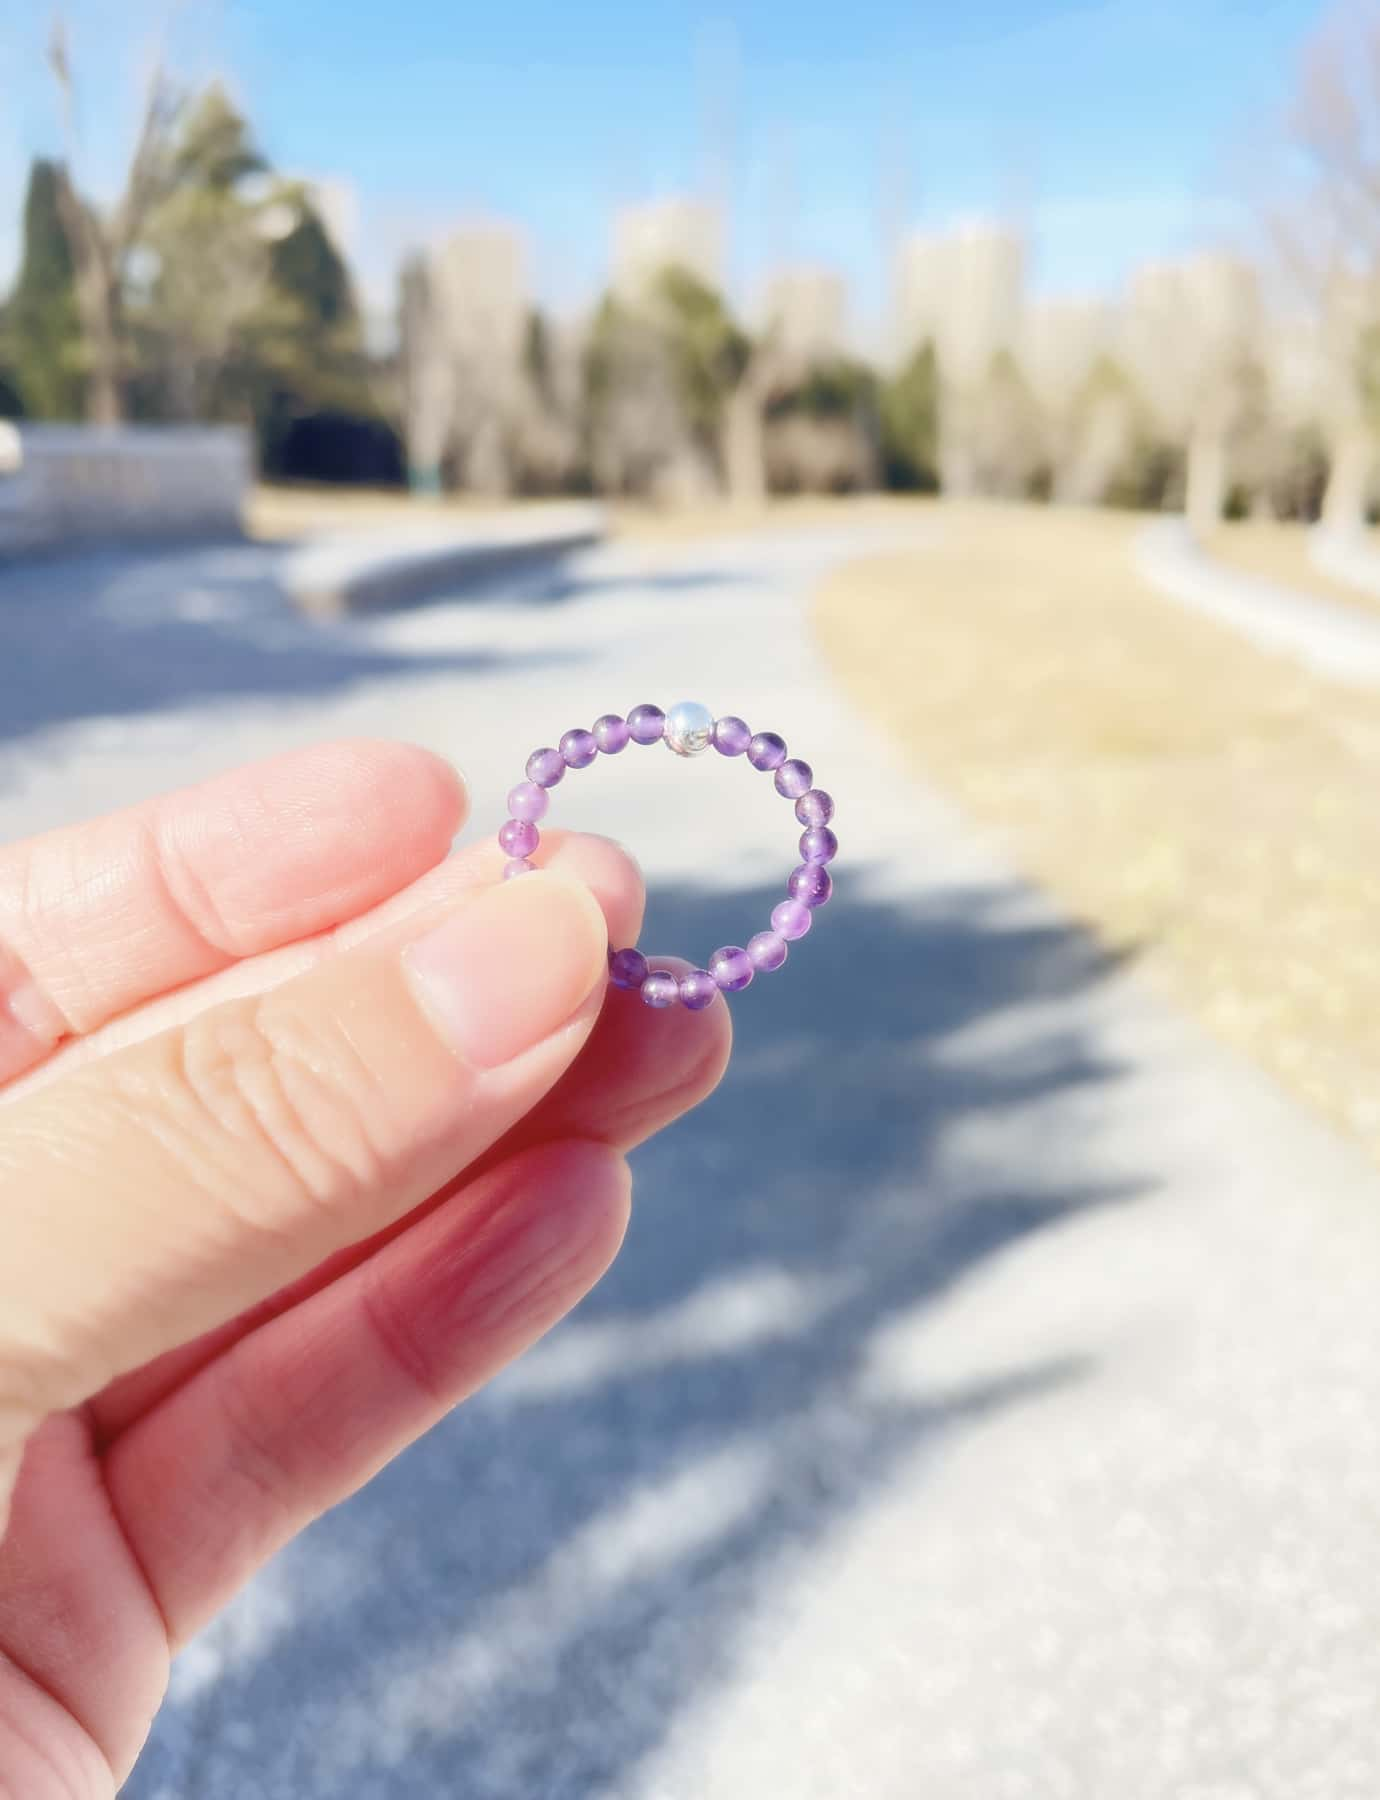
top-left (0, 739), bottom-right (729, 1797)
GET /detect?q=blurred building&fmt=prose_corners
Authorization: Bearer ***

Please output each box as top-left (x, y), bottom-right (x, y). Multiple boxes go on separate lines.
top-left (894, 220), bottom-right (1025, 384)
top-left (760, 266), bottom-right (849, 371)
top-left (399, 221), bottom-right (535, 494)
top-left (611, 197), bottom-right (721, 302)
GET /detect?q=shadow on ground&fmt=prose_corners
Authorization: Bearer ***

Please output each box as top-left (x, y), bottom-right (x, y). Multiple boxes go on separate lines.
top-left (129, 876), bottom-right (1145, 1800)
top-left (0, 540), bottom-right (580, 745)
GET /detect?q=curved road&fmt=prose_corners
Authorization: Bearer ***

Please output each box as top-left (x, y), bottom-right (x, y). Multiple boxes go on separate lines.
top-left (3, 526), bottom-right (1380, 1798)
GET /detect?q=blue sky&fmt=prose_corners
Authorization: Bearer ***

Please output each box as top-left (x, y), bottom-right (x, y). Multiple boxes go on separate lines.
top-left (0, 0), bottom-right (1329, 331)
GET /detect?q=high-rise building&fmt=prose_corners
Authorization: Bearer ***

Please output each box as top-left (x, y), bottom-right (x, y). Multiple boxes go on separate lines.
top-left (894, 220), bottom-right (1025, 383)
top-left (611, 198), bottom-right (721, 302)
top-left (760, 266), bottom-right (849, 370)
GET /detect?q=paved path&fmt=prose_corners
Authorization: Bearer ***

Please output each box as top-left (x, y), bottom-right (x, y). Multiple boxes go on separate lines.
top-left (1135, 516), bottom-right (1380, 684)
top-left (4, 530), bottom-right (1380, 1798)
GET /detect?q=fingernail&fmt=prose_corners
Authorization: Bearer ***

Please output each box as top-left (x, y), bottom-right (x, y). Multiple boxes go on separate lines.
top-left (403, 873), bottom-right (607, 1069)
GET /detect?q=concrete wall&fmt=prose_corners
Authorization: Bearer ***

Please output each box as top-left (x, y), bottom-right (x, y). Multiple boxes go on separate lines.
top-left (0, 424), bottom-right (251, 556)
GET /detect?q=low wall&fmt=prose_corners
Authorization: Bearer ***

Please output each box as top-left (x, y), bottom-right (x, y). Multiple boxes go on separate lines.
top-left (0, 423), bottom-right (251, 556)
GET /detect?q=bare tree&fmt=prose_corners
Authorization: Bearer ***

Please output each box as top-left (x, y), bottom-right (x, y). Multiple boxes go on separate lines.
top-left (47, 14), bottom-right (183, 424)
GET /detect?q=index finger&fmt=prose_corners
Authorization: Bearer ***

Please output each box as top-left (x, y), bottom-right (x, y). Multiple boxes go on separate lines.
top-left (0, 739), bottom-right (465, 1083)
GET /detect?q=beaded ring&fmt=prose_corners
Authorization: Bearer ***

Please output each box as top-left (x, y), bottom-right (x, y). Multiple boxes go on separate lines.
top-left (498, 701), bottom-right (837, 1009)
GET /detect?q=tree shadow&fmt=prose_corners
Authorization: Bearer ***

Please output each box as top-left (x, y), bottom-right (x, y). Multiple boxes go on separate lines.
top-left (0, 538), bottom-right (581, 744)
top-left (129, 876), bottom-right (1148, 1799)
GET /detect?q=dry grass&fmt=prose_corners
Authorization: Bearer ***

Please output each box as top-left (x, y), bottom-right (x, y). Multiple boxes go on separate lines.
top-left (816, 501), bottom-right (1380, 1159)
top-left (246, 484), bottom-right (506, 540)
top-left (1209, 518), bottom-right (1380, 616)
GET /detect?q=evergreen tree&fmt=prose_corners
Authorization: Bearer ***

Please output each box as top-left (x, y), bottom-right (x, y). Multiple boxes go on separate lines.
top-left (3, 159), bottom-right (84, 419)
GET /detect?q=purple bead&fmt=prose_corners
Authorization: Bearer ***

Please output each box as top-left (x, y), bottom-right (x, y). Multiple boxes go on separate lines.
top-left (795, 788), bottom-right (834, 828)
top-left (679, 968), bottom-right (719, 1010)
top-left (526, 746), bottom-right (566, 788)
top-left (712, 715), bottom-right (752, 756)
top-left (747, 930), bottom-right (788, 972)
top-left (608, 946), bottom-right (649, 989)
top-left (560, 727), bottom-right (598, 769)
top-left (499, 818), bottom-right (540, 858)
top-left (507, 780), bottom-right (550, 822)
top-left (799, 825), bottom-right (838, 865)
top-left (789, 862), bottom-right (834, 908)
top-left (627, 704), bottom-right (666, 745)
top-left (641, 968), bottom-right (680, 1009)
top-left (709, 945), bottom-right (754, 992)
top-left (593, 713), bottom-right (630, 754)
top-left (503, 857), bottom-right (535, 880)
top-left (774, 759), bottom-right (813, 800)
top-left (747, 731), bottom-right (788, 772)
top-left (771, 898), bottom-right (813, 941)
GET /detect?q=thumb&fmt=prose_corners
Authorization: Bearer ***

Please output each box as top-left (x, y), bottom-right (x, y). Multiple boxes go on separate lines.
top-left (0, 869), bottom-right (608, 1443)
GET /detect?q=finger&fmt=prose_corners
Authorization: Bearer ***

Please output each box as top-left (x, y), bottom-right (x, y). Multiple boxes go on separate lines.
top-left (9, 829), bottom-right (642, 1092)
top-left (0, 869), bottom-right (609, 1435)
top-left (104, 1140), bottom-right (630, 1660)
top-left (0, 740), bottom-right (465, 1084)
top-left (88, 949), bottom-right (729, 1441)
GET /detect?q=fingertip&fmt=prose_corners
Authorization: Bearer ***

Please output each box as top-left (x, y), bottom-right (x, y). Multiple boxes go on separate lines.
top-left (532, 830), bottom-right (645, 952)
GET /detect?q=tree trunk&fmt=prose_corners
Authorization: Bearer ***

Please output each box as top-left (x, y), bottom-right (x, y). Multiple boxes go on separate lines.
top-left (1321, 425), bottom-right (1374, 538)
top-left (721, 380), bottom-right (766, 505)
top-left (1185, 429), bottom-right (1226, 540)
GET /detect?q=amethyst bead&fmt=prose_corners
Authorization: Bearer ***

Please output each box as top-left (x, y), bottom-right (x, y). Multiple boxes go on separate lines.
top-left (609, 947), bottom-right (649, 990)
top-left (560, 727), bottom-right (598, 769)
top-left (641, 968), bottom-right (680, 1009)
top-left (771, 898), bottom-right (813, 941)
top-left (503, 857), bottom-right (535, 880)
top-left (507, 780), bottom-right (550, 823)
top-left (499, 818), bottom-right (540, 858)
top-left (789, 862), bottom-right (834, 908)
top-left (799, 824), bottom-right (839, 865)
top-left (774, 758), bottom-right (813, 799)
top-left (526, 746), bottom-right (566, 788)
top-left (747, 731), bottom-right (788, 772)
top-left (593, 713), bottom-right (630, 754)
top-left (747, 930), bottom-right (788, 971)
top-left (709, 945), bottom-right (755, 992)
top-left (627, 704), bottom-right (666, 745)
top-left (712, 715), bottom-right (752, 757)
top-left (795, 788), bottom-right (834, 828)
top-left (679, 968), bottom-right (719, 1010)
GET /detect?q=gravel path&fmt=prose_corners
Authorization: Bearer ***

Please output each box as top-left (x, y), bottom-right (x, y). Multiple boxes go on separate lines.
top-left (3, 529), bottom-right (1380, 1798)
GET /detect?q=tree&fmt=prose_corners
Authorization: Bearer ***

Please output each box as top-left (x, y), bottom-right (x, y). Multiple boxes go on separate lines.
top-left (879, 340), bottom-right (940, 491)
top-left (47, 15), bottom-right (183, 423)
top-left (653, 264), bottom-right (764, 501)
top-left (3, 160), bottom-right (84, 419)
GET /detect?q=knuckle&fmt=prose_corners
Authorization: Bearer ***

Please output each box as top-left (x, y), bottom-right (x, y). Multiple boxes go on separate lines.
top-left (358, 1262), bottom-right (449, 1407)
top-left (155, 997), bottom-right (394, 1234)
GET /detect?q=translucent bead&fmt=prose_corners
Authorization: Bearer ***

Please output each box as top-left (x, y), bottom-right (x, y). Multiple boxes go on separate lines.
top-left (507, 781), bottom-right (550, 822)
top-left (799, 825), bottom-right (838, 865)
top-left (747, 731), bottom-right (787, 772)
top-left (774, 759), bottom-right (813, 799)
top-left (771, 898), bottom-right (813, 941)
top-left (640, 969), bottom-right (680, 1008)
top-left (560, 727), bottom-right (598, 768)
top-left (795, 788), bottom-right (834, 827)
top-left (503, 857), bottom-right (535, 879)
top-left (664, 700), bottom-right (715, 757)
top-left (499, 818), bottom-right (540, 858)
top-left (789, 863), bottom-right (833, 908)
top-left (608, 947), bottom-right (649, 989)
top-left (712, 715), bottom-right (752, 756)
top-left (627, 704), bottom-right (666, 745)
top-left (748, 930), bottom-right (788, 971)
top-left (594, 713), bottom-right (630, 754)
top-left (679, 968), bottom-right (719, 1010)
top-left (709, 945), bottom-right (754, 992)
top-left (526, 746), bottom-right (566, 788)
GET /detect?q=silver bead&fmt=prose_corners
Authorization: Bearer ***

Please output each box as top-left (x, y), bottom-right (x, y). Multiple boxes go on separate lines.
top-left (664, 699), bottom-right (715, 757)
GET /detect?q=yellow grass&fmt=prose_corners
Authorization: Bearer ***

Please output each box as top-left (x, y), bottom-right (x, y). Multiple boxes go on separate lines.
top-left (815, 501), bottom-right (1380, 1161)
top-left (1209, 518), bottom-right (1380, 616)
